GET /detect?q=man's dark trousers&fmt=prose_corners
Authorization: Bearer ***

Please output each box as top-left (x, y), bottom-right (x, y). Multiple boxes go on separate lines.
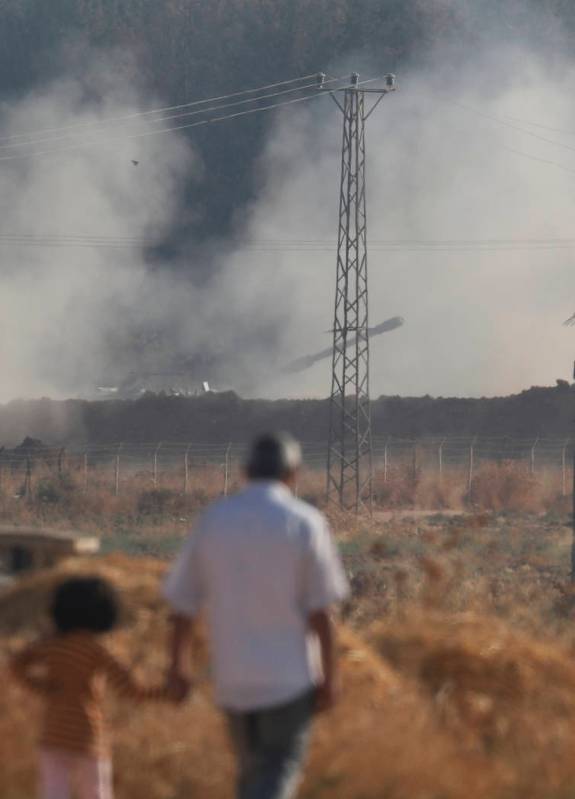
top-left (226, 690), bottom-right (315, 799)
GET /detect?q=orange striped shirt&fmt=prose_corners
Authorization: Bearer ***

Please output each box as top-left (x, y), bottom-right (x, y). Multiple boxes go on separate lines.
top-left (10, 633), bottom-right (167, 755)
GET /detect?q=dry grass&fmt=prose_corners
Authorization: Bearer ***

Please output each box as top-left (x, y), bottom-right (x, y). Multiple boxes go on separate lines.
top-left (372, 461), bottom-right (568, 514)
top-left (2, 508), bottom-right (575, 799)
top-left (1, 462), bottom-right (575, 797)
top-left (0, 460), bottom-right (569, 540)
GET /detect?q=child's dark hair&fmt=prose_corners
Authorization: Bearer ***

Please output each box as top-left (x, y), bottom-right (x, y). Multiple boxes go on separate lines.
top-left (51, 576), bottom-right (120, 634)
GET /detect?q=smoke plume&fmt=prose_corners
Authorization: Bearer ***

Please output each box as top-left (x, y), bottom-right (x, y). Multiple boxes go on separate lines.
top-left (237, 38), bottom-right (575, 399)
top-left (2, 27), bottom-right (575, 402)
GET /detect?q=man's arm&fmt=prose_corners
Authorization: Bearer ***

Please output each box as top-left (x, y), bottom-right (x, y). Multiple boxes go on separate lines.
top-left (308, 608), bottom-right (339, 713)
top-left (166, 613), bottom-right (196, 701)
top-left (163, 524), bottom-right (205, 700)
top-left (301, 512), bottom-right (349, 714)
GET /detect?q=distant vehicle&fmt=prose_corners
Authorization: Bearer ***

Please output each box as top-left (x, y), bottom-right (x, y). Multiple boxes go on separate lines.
top-left (95, 371), bottom-right (220, 400)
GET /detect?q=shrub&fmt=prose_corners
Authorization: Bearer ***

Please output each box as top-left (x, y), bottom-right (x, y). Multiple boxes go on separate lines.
top-left (137, 489), bottom-right (177, 517)
top-left (36, 474), bottom-right (75, 505)
top-left (470, 463), bottom-right (542, 512)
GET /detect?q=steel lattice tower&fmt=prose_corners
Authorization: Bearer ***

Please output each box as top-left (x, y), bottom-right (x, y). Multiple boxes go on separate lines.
top-left (326, 73), bottom-right (396, 511)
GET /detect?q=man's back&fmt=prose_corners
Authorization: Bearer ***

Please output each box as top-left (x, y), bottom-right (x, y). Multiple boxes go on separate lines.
top-left (164, 481), bottom-right (348, 711)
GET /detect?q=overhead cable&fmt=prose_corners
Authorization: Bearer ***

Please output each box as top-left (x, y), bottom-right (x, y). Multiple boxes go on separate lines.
top-left (0, 75), bottom-right (388, 162)
top-left (0, 72), bottom-right (323, 145)
top-left (4, 234), bottom-right (575, 252)
top-left (444, 97), bottom-right (575, 158)
top-left (0, 80), bottom-right (352, 162)
top-left (503, 116), bottom-right (575, 137)
top-left (0, 76), bottom-right (345, 152)
top-left (501, 143), bottom-right (575, 176)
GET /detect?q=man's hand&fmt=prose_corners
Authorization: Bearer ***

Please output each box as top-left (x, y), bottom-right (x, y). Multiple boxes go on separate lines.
top-left (308, 609), bottom-right (340, 715)
top-left (314, 676), bottom-right (340, 714)
top-left (166, 614), bottom-right (195, 703)
top-left (165, 670), bottom-right (192, 704)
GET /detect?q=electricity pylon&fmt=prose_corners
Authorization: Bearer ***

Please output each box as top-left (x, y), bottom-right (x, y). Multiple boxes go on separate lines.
top-left (326, 73), bottom-right (396, 512)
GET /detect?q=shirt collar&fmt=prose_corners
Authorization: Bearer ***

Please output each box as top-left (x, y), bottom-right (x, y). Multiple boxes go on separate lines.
top-left (243, 480), bottom-right (292, 499)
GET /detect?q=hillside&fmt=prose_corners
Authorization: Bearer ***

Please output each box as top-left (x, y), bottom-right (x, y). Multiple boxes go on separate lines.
top-left (0, 384), bottom-right (572, 446)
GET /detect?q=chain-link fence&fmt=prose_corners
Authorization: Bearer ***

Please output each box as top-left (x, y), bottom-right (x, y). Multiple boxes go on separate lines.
top-left (0, 436), bottom-right (573, 499)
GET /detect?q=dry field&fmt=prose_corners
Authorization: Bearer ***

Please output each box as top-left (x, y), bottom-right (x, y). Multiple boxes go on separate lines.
top-left (1, 464), bottom-right (575, 797)
top-left (0, 458), bottom-right (570, 537)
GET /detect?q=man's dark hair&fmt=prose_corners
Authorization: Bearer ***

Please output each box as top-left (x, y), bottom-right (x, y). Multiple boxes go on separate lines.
top-left (50, 576), bottom-right (120, 635)
top-left (246, 432), bottom-right (302, 481)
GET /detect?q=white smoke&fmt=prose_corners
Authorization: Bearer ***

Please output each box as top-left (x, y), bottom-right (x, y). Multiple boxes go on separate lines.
top-left (0, 53), bottom-right (311, 401)
top-left (2, 36), bottom-right (575, 403)
top-left (0, 55), bottom-right (195, 400)
top-left (238, 41), bottom-right (575, 399)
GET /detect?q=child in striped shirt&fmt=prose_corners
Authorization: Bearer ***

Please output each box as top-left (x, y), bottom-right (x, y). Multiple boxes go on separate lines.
top-left (10, 575), bottom-right (184, 799)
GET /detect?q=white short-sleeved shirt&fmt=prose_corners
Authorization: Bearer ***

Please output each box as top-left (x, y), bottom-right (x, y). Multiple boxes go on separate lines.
top-left (163, 481), bottom-right (349, 711)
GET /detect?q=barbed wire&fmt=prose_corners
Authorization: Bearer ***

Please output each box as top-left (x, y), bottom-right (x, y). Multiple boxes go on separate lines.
top-left (1, 436), bottom-right (573, 465)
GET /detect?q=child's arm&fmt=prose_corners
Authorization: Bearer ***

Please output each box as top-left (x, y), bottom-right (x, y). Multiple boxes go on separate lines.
top-left (10, 642), bottom-right (54, 695)
top-left (99, 648), bottom-right (177, 703)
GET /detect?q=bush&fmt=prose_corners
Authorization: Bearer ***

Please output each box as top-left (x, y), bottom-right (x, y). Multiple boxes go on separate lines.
top-left (137, 488), bottom-right (177, 517)
top-left (470, 463), bottom-right (541, 512)
top-left (36, 474), bottom-right (75, 505)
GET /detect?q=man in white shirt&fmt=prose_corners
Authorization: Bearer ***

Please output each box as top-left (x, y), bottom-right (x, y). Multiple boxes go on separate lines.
top-left (163, 432), bottom-right (349, 799)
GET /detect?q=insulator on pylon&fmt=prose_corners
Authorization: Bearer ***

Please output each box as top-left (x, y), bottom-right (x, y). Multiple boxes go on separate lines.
top-left (384, 73), bottom-right (396, 89)
top-left (317, 72), bottom-right (326, 89)
top-left (351, 72), bottom-right (360, 86)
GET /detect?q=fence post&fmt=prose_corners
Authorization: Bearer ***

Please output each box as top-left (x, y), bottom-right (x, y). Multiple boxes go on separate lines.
top-left (57, 447), bottom-right (66, 477)
top-left (498, 436), bottom-right (509, 465)
top-left (184, 444), bottom-right (192, 495)
top-left (438, 438), bottom-right (447, 481)
top-left (24, 456), bottom-right (33, 500)
top-left (562, 438), bottom-right (570, 497)
top-left (153, 443), bottom-right (163, 488)
top-left (83, 452), bottom-right (89, 492)
top-left (114, 444), bottom-right (123, 497)
top-left (383, 438), bottom-right (389, 482)
top-left (530, 437), bottom-right (539, 476)
top-left (223, 443), bottom-right (232, 497)
top-left (411, 441), bottom-right (418, 482)
top-left (467, 438), bottom-right (476, 500)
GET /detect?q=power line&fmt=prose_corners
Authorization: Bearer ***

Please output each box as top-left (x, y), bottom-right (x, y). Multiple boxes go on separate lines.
top-left (0, 233), bottom-right (152, 241)
top-left (0, 80), bottom-right (350, 162)
top-left (0, 232), bottom-right (159, 249)
top-left (501, 143), bottom-right (575, 176)
top-left (0, 75), bottom-right (387, 163)
top-left (445, 97), bottom-right (575, 157)
top-left (503, 114), bottom-right (575, 138)
top-left (426, 94), bottom-right (575, 177)
top-left (241, 238), bottom-right (575, 253)
top-left (0, 72), bottom-right (323, 145)
top-left (4, 234), bottom-right (575, 252)
top-left (256, 237), bottom-right (575, 244)
top-left (0, 76), bottom-right (344, 152)
top-left (7, 233), bottom-right (575, 243)
top-left (437, 95), bottom-right (575, 180)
